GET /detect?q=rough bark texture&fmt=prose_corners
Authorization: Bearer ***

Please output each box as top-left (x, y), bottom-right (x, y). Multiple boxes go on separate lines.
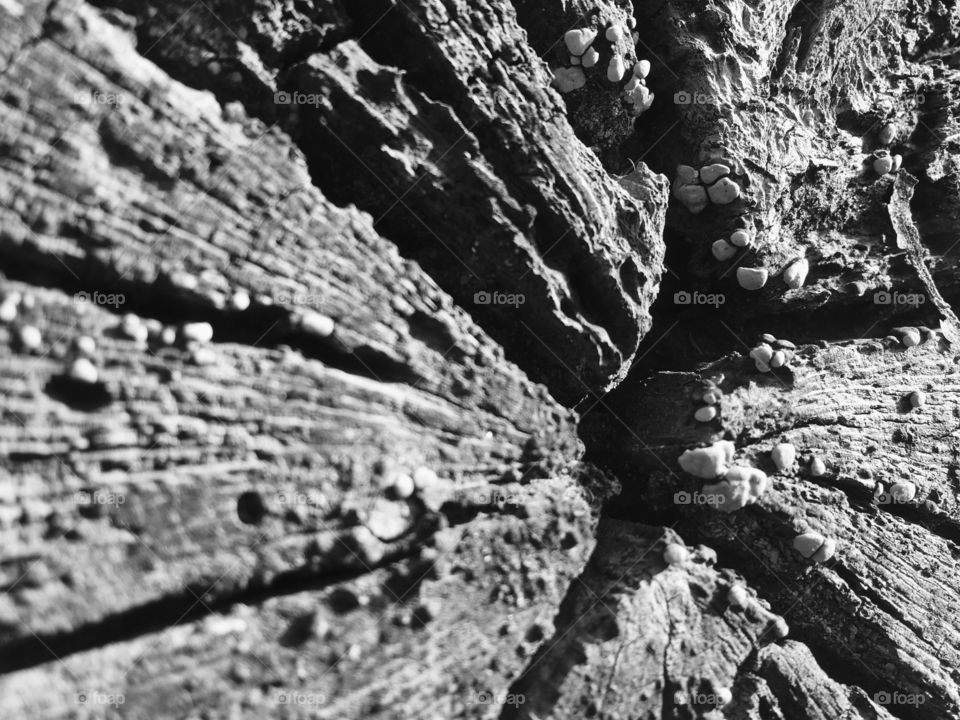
top-left (2, 0), bottom-right (960, 718)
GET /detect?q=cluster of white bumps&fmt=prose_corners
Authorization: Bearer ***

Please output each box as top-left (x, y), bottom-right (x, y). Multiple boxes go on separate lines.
top-left (748, 333), bottom-right (796, 372)
top-left (691, 377), bottom-right (722, 423)
top-left (749, 454), bottom-right (835, 563)
top-left (677, 440), bottom-right (769, 513)
top-left (679, 433), bottom-right (840, 562)
top-left (872, 122), bottom-right (902, 175)
top-left (555, 17), bottom-right (654, 116)
top-left (711, 228), bottom-right (751, 262)
top-left (673, 163), bottom-right (741, 214)
top-left (674, 160), bottom-right (815, 293)
top-left (891, 326), bottom-right (922, 347)
top-left (792, 531), bottom-right (836, 563)
top-left (701, 466), bottom-right (770, 513)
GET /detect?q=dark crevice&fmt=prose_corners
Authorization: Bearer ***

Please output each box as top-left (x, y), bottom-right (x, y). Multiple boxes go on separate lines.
top-left (772, 0), bottom-right (829, 83)
top-left (0, 242), bottom-right (420, 385)
top-left (43, 375), bottom-right (114, 411)
top-left (678, 537), bottom-right (923, 720)
top-left (587, 290), bottom-right (927, 393)
top-left (79, 0), bottom-right (630, 406)
top-left (326, 0), bottom-right (643, 371)
top-left (499, 540), bottom-right (623, 720)
top-left (831, 563), bottom-right (906, 624)
top-left (677, 516), bottom-right (943, 720)
top-left (0, 547), bottom-right (417, 676)
top-left (796, 468), bottom-right (960, 550)
top-left (86, 0), bottom-right (354, 125)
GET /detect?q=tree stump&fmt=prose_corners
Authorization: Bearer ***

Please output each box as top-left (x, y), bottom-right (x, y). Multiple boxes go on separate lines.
top-left (1, 0), bottom-right (959, 718)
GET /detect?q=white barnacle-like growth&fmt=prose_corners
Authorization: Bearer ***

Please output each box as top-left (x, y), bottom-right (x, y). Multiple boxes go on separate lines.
top-left (749, 343), bottom-right (774, 372)
top-left (737, 267), bottom-right (768, 291)
top-left (706, 177), bottom-right (740, 204)
top-left (581, 46), bottom-right (600, 68)
top-left (694, 405), bottom-right (717, 422)
top-left (69, 357), bottom-right (99, 384)
top-left (701, 466), bottom-right (769, 512)
top-left (605, 24), bottom-right (625, 42)
top-left (676, 185), bottom-right (708, 213)
top-left (699, 163), bottom-right (729, 184)
top-left (552, 67), bottom-right (586, 94)
top-left (750, 343), bottom-right (773, 364)
top-left (607, 55), bottom-right (626, 82)
top-left (770, 616), bottom-right (790, 638)
top-left (672, 165), bottom-right (708, 213)
top-left (623, 79), bottom-right (654, 115)
top-left (727, 584), bottom-right (748, 610)
top-left (663, 542), bottom-right (689, 565)
top-left (121, 313), bottom-right (149, 343)
top-left (783, 258), bottom-right (809, 289)
top-left (390, 474), bottom-right (416, 499)
top-left (76, 335), bottom-right (96, 356)
top-left (809, 456), bottom-right (827, 477)
top-left (230, 290), bottom-right (251, 311)
top-left (563, 28), bottom-right (598, 56)
top-left (872, 151), bottom-right (894, 175)
top-left (18, 325), bottom-right (41, 351)
top-left (0, 296), bottom-right (17, 322)
top-left (181, 321), bottom-right (214, 344)
top-left (677, 440), bottom-right (735, 479)
top-left (701, 389), bottom-right (721, 405)
top-left (890, 481), bottom-right (917, 503)
top-left (894, 326), bottom-right (921, 347)
top-left (711, 238), bottom-right (737, 261)
top-left (792, 531), bottom-right (837, 562)
top-left (297, 310), bottom-right (336, 338)
top-left (771, 443), bottom-right (796, 472)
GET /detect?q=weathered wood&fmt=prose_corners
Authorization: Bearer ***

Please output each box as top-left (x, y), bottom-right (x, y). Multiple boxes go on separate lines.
top-left (502, 518), bottom-right (896, 719)
top-left (3, 0), bottom-right (960, 718)
top-left (1, 472), bottom-right (613, 719)
top-left (0, 3), bottom-right (614, 715)
top-left (584, 336), bottom-right (960, 718)
top-left (91, 0), bottom-right (669, 404)
top-left (624, 0), bottom-right (960, 329)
